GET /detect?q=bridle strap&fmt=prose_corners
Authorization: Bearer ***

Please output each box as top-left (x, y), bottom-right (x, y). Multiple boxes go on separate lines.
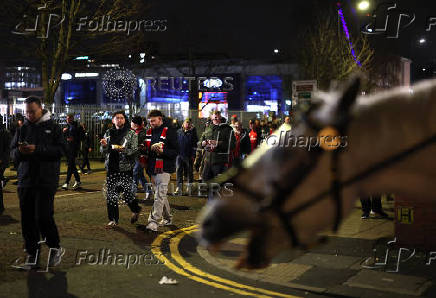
top-left (285, 131), bottom-right (436, 218)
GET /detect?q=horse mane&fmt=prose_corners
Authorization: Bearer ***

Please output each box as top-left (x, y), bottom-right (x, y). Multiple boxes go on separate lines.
top-left (311, 79), bottom-right (436, 127)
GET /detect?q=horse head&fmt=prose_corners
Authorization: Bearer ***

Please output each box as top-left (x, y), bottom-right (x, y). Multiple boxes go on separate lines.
top-left (198, 77), bottom-right (436, 269)
top-left (197, 77), bottom-right (366, 268)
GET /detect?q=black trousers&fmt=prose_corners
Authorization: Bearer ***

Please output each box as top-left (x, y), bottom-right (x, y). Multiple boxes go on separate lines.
top-left (202, 163), bottom-right (227, 182)
top-left (80, 150), bottom-right (91, 171)
top-left (18, 187), bottom-right (60, 256)
top-left (0, 177), bottom-right (4, 212)
top-left (106, 171), bottom-right (141, 223)
top-left (202, 163), bottom-right (227, 201)
top-left (66, 152), bottom-right (80, 184)
top-left (0, 167), bottom-right (5, 211)
top-left (360, 195), bottom-right (383, 214)
top-left (176, 156), bottom-right (194, 185)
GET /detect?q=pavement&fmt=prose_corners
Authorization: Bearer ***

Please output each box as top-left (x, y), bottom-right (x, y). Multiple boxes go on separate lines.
top-left (193, 197), bottom-right (436, 297)
top-left (0, 168), bottom-right (435, 298)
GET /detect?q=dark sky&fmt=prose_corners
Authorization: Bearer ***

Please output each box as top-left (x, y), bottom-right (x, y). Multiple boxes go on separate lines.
top-left (2, 0), bottom-right (436, 70)
top-left (146, 0), bottom-right (436, 65)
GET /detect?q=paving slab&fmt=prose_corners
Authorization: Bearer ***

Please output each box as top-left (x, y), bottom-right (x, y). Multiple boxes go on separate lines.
top-left (292, 253), bottom-right (363, 270)
top-left (344, 269), bottom-right (433, 296)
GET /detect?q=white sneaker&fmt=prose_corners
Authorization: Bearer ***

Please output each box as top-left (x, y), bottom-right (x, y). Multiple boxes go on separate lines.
top-left (61, 183), bottom-right (68, 190)
top-left (160, 218), bottom-right (173, 226)
top-left (48, 247), bottom-right (65, 267)
top-left (146, 222), bottom-right (158, 232)
top-left (72, 181), bottom-right (81, 190)
top-left (106, 221), bottom-right (118, 228)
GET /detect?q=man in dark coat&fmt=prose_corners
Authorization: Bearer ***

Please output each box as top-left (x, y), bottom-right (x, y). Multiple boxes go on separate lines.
top-left (176, 119), bottom-right (198, 193)
top-left (0, 121), bottom-right (11, 214)
top-left (61, 113), bottom-right (83, 190)
top-left (144, 110), bottom-right (179, 232)
top-left (10, 96), bottom-right (65, 270)
top-left (198, 111), bottom-right (236, 183)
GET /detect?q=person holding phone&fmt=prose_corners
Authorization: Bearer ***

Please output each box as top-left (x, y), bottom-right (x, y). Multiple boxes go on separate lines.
top-left (10, 96), bottom-right (66, 270)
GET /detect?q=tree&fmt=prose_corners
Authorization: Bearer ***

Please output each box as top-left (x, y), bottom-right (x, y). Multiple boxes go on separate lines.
top-left (299, 14), bottom-right (374, 90)
top-left (1, 0), bottom-right (150, 104)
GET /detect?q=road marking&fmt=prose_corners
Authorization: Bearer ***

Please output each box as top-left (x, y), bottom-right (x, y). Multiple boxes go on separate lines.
top-left (56, 191), bottom-right (100, 198)
top-left (152, 225), bottom-right (300, 298)
top-left (151, 226), bottom-right (271, 297)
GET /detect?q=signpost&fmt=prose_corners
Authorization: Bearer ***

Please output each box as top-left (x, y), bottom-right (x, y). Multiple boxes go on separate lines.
top-left (292, 80), bottom-right (317, 110)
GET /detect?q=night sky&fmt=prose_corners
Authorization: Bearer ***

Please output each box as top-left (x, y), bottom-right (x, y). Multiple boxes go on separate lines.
top-left (1, 0), bottom-right (436, 78)
top-left (146, 0), bottom-right (436, 68)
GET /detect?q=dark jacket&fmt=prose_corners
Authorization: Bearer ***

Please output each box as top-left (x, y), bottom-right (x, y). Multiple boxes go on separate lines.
top-left (0, 125), bottom-right (11, 171)
top-left (146, 118), bottom-right (179, 176)
top-left (177, 126), bottom-right (198, 160)
top-left (199, 121), bottom-right (236, 165)
top-left (64, 120), bottom-right (83, 154)
top-left (81, 130), bottom-right (93, 152)
top-left (100, 126), bottom-right (138, 173)
top-left (10, 110), bottom-right (66, 189)
top-left (238, 129), bottom-right (251, 156)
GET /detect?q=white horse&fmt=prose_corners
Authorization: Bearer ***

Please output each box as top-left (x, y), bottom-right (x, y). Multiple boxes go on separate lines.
top-left (197, 78), bottom-right (436, 269)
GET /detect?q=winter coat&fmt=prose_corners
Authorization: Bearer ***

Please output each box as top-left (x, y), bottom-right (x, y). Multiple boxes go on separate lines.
top-left (10, 110), bottom-right (66, 189)
top-left (177, 126), bottom-right (199, 160)
top-left (64, 121), bottom-right (83, 154)
top-left (145, 119), bottom-right (179, 176)
top-left (199, 121), bottom-right (236, 166)
top-left (0, 125), bottom-right (11, 171)
top-left (100, 126), bottom-right (138, 173)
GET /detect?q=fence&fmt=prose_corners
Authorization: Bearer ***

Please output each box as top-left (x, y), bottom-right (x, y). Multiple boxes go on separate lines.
top-left (1, 103), bottom-right (287, 158)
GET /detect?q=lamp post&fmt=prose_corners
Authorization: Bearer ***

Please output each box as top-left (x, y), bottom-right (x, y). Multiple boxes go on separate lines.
top-left (357, 1), bottom-right (370, 11)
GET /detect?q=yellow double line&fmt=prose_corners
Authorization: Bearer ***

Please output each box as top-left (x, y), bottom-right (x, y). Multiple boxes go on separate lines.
top-left (151, 225), bottom-right (300, 298)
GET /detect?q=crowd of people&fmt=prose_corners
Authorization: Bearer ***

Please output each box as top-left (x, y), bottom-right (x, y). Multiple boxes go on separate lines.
top-left (0, 96), bottom-right (390, 270)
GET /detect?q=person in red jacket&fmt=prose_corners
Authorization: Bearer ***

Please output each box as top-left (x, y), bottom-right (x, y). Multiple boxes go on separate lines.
top-left (248, 119), bottom-right (260, 152)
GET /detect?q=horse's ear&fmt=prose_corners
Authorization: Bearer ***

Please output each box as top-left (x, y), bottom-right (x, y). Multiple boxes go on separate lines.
top-left (337, 76), bottom-right (360, 116)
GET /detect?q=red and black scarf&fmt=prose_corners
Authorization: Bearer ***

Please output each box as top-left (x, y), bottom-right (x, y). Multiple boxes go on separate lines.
top-left (145, 126), bottom-right (168, 174)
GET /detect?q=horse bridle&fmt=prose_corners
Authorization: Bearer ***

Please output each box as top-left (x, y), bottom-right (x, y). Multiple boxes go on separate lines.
top-left (225, 121), bottom-right (436, 249)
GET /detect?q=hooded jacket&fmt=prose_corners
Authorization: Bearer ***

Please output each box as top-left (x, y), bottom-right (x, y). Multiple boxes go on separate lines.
top-left (199, 118), bottom-right (236, 165)
top-left (100, 125), bottom-right (138, 173)
top-left (0, 124), bottom-right (11, 171)
top-left (64, 120), bottom-right (83, 154)
top-left (10, 110), bottom-right (66, 189)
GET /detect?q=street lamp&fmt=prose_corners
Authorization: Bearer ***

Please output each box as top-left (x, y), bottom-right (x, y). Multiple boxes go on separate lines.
top-left (357, 1), bottom-right (370, 11)
top-left (419, 38), bottom-right (427, 44)
top-left (273, 49), bottom-right (279, 54)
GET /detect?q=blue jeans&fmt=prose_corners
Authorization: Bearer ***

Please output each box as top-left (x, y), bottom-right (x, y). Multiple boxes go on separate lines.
top-left (133, 161), bottom-right (148, 193)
